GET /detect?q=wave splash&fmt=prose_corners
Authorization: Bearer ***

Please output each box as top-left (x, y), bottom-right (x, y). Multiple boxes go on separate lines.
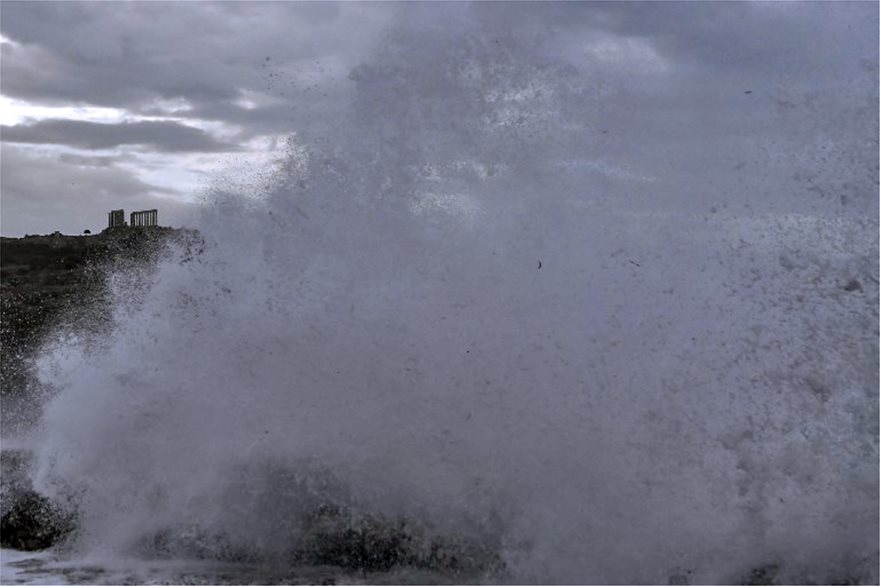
top-left (26, 6), bottom-right (878, 584)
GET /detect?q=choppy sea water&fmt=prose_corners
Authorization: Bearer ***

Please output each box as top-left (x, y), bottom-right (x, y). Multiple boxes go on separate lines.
top-left (0, 549), bottom-right (468, 585)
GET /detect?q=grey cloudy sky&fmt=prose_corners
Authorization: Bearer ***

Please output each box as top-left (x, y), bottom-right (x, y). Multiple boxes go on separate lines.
top-left (0, 1), bottom-right (876, 236)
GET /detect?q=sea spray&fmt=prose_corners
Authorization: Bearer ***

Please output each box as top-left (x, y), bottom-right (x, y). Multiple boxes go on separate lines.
top-left (26, 4), bottom-right (878, 583)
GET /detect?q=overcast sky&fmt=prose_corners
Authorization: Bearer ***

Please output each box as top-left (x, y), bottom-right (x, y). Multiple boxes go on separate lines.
top-left (1, 1), bottom-right (876, 236)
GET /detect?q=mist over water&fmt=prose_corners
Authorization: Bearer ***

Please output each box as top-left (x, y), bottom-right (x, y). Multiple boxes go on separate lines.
top-left (23, 5), bottom-right (878, 583)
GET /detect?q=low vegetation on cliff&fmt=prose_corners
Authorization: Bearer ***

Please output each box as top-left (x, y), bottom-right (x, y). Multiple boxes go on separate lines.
top-left (1, 227), bottom-right (197, 429)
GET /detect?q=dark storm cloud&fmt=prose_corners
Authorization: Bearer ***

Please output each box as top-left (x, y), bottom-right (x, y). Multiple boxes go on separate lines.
top-left (2, 2), bottom-right (875, 138)
top-left (597, 2), bottom-right (876, 76)
top-left (2, 119), bottom-right (240, 152)
top-left (0, 1), bottom-right (391, 113)
top-left (56, 152), bottom-right (132, 168)
top-left (173, 95), bottom-right (350, 142)
top-left (474, 2), bottom-right (877, 77)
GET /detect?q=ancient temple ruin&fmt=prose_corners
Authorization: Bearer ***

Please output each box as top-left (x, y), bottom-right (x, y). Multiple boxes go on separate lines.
top-left (130, 209), bottom-right (158, 227)
top-left (108, 209), bottom-right (126, 228)
top-left (107, 208), bottom-right (159, 229)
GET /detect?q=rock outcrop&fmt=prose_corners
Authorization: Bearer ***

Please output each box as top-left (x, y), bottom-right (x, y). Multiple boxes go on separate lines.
top-left (0, 489), bottom-right (75, 550)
